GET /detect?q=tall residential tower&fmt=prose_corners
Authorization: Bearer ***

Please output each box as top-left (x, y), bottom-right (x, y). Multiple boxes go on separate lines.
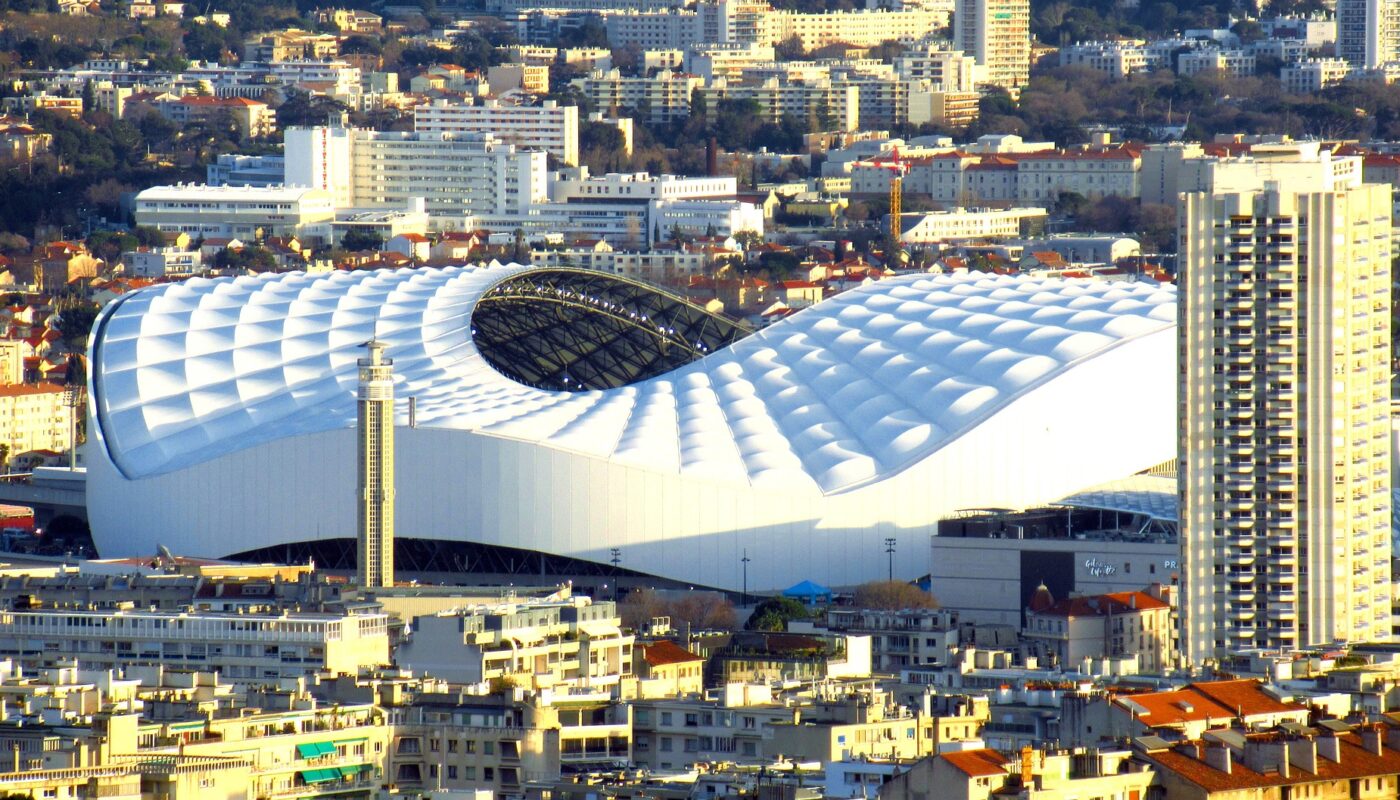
top-left (1337, 0), bottom-right (1400, 69)
top-left (953, 0), bottom-right (1030, 95)
top-left (1178, 169), bottom-right (1392, 663)
top-left (357, 340), bottom-right (395, 589)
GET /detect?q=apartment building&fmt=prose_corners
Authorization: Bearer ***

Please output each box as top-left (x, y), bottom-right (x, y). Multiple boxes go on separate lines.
top-left (1177, 47), bottom-right (1256, 76)
top-left (776, 8), bottom-right (952, 50)
top-left (1, 671), bottom-right (391, 800)
top-left (894, 43), bottom-right (983, 91)
top-left (820, 608), bottom-right (961, 672)
top-left (1178, 158), bottom-right (1392, 661)
top-left (551, 168), bottom-right (737, 203)
top-left (122, 247), bottom-right (204, 278)
top-left (1138, 727), bottom-right (1400, 800)
top-left (1014, 147), bottom-right (1143, 203)
top-left (605, 10), bottom-right (701, 49)
top-left (953, 0), bottom-right (1031, 94)
top-left (156, 95), bottom-right (275, 138)
top-left (1058, 40), bottom-right (1155, 77)
top-left (0, 383), bottom-right (69, 461)
top-left (701, 77), bottom-right (860, 131)
top-left (242, 28), bottom-right (339, 61)
top-left (881, 746), bottom-right (1154, 800)
top-left (133, 184), bottom-right (336, 242)
top-left (683, 42), bottom-right (777, 81)
top-left (1021, 587), bottom-right (1175, 674)
top-left (413, 99), bottom-right (579, 166)
top-left (1281, 58), bottom-right (1351, 93)
top-left (206, 153), bottom-right (287, 187)
top-left (395, 597), bottom-right (634, 692)
top-left (388, 692), bottom-right (563, 797)
top-left (284, 126), bottom-right (549, 227)
top-left (897, 207), bottom-right (1047, 243)
top-left (0, 607), bottom-right (391, 682)
top-left (573, 70), bottom-right (702, 123)
top-left (1337, 0), bottom-right (1400, 68)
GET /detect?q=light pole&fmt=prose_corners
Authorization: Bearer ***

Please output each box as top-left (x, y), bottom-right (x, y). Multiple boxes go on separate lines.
top-left (741, 548), bottom-right (751, 607)
top-left (62, 354), bottom-right (84, 471)
top-left (609, 548), bottom-right (621, 601)
top-left (884, 537), bottom-right (896, 581)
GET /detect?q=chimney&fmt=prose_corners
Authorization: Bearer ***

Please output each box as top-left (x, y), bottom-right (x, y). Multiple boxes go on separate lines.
top-left (1317, 734), bottom-right (1341, 763)
top-left (1362, 725), bottom-right (1384, 755)
top-left (1385, 724), bottom-right (1400, 753)
top-left (1286, 737), bottom-right (1317, 774)
top-left (1204, 744), bottom-right (1232, 774)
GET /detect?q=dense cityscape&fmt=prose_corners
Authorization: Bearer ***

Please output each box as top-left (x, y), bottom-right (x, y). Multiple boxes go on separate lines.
top-left (0, 0), bottom-right (1396, 797)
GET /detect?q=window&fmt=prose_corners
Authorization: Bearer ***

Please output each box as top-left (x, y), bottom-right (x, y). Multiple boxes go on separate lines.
top-left (660, 738), bottom-right (674, 752)
top-left (448, 766), bottom-right (458, 780)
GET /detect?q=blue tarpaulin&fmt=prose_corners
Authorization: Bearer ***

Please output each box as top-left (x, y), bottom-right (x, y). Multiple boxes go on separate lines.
top-left (782, 580), bottom-right (833, 604)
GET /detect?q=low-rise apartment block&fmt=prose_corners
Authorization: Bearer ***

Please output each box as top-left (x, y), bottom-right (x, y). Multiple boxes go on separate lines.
top-left (0, 606), bottom-right (390, 683)
top-left (134, 184), bottom-right (336, 243)
top-left (396, 596), bottom-right (634, 692)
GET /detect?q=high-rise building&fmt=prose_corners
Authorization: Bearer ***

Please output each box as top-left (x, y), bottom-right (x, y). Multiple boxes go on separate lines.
top-left (413, 98), bottom-right (579, 166)
top-left (1337, 0), bottom-right (1400, 69)
top-left (283, 126), bottom-right (548, 228)
top-left (952, 0), bottom-right (1030, 95)
top-left (357, 340), bottom-right (395, 589)
top-left (1178, 175), bottom-right (1393, 664)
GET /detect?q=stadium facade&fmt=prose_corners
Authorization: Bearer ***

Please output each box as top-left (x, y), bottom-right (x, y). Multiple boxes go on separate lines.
top-left (87, 265), bottom-right (1178, 591)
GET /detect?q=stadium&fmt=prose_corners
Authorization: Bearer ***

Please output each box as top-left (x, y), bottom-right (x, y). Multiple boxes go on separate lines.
top-left (86, 265), bottom-right (1178, 591)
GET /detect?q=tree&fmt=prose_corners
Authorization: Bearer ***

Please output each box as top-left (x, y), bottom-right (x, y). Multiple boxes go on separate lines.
top-left (669, 592), bottom-right (738, 631)
top-left (619, 588), bottom-right (739, 631)
top-left (341, 229), bottom-right (384, 252)
top-left (55, 302), bottom-right (100, 349)
top-left (619, 588), bottom-right (670, 630)
top-left (851, 580), bottom-right (938, 610)
top-left (745, 596), bottom-right (810, 631)
top-left (276, 91), bottom-right (348, 129)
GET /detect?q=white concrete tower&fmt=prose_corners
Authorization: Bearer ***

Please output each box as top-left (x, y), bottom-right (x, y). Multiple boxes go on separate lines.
top-left (1178, 181), bottom-right (1393, 664)
top-left (357, 340), bottom-right (395, 589)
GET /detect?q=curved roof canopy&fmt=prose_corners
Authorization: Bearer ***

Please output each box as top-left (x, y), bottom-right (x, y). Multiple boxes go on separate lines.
top-left (90, 266), bottom-right (1177, 491)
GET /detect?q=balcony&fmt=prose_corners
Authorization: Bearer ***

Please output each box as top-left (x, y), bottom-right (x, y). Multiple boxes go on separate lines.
top-left (1228, 606), bottom-right (1257, 621)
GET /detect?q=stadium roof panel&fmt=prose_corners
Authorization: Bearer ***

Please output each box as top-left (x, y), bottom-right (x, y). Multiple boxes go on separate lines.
top-left (92, 266), bottom-right (1177, 494)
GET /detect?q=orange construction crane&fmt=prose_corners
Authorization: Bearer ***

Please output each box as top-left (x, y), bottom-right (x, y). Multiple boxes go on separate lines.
top-left (889, 174), bottom-right (902, 246)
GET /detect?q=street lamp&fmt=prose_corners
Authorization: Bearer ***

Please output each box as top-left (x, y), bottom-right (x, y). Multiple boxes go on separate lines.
top-left (741, 548), bottom-right (751, 608)
top-left (884, 537), bottom-right (896, 582)
top-left (62, 354), bottom-right (85, 471)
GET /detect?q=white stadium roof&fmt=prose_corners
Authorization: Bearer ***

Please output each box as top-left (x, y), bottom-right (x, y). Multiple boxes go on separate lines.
top-left (88, 266), bottom-right (1180, 589)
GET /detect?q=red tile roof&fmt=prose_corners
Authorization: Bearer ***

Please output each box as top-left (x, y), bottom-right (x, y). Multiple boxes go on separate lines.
top-left (641, 640), bottom-right (703, 667)
top-left (1116, 680), bottom-right (1303, 727)
top-left (1142, 731), bottom-right (1400, 792)
top-left (941, 749), bottom-right (1010, 778)
top-left (0, 382), bottom-right (63, 397)
top-left (1034, 591), bottom-right (1169, 618)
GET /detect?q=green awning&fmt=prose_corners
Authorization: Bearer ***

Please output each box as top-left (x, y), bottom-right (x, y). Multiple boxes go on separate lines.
top-left (337, 765), bottom-right (370, 777)
top-left (297, 742), bottom-right (337, 759)
top-left (299, 768), bottom-right (340, 784)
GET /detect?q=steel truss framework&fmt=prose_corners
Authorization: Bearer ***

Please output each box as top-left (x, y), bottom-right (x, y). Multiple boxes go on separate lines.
top-left (471, 269), bottom-right (749, 391)
top-left (226, 537), bottom-right (703, 589)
